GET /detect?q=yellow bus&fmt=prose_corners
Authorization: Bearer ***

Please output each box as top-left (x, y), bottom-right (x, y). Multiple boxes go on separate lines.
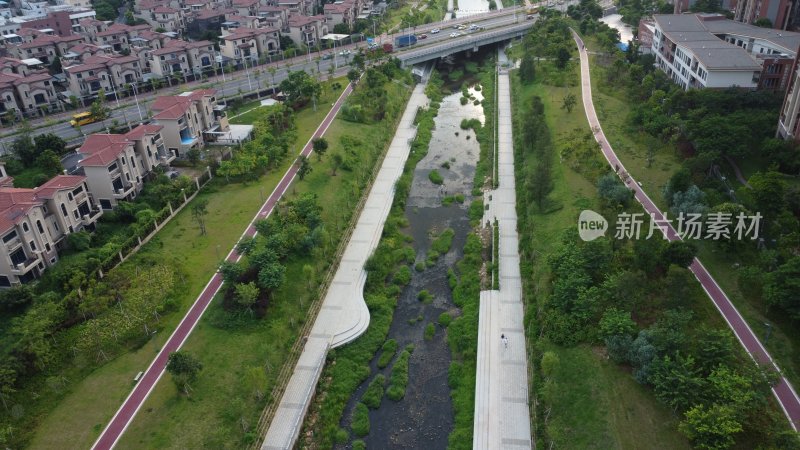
top-left (70, 111), bottom-right (97, 127)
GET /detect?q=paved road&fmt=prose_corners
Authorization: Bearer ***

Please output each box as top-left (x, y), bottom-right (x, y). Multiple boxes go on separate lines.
top-left (90, 82), bottom-right (355, 450)
top-left (473, 48), bottom-right (532, 449)
top-left (572, 30), bottom-right (800, 432)
top-left (261, 83), bottom-right (429, 450)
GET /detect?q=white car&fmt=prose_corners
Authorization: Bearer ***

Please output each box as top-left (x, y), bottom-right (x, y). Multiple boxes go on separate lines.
top-left (450, 32), bottom-right (459, 38)
top-left (431, 28), bottom-right (440, 33)
top-left (339, 50), bottom-right (351, 56)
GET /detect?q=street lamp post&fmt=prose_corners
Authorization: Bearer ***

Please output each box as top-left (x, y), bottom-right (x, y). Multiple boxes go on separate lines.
top-left (131, 82), bottom-right (144, 121)
top-left (241, 49), bottom-right (254, 91)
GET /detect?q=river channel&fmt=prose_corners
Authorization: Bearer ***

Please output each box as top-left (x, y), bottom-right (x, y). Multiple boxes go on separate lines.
top-left (338, 76), bottom-right (485, 449)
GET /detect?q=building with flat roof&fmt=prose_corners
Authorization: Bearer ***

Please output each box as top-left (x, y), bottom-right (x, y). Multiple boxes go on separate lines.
top-left (651, 14), bottom-right (800, 90)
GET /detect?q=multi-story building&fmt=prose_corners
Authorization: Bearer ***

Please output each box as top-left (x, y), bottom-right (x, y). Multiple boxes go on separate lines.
top-left (220, 26), bottom-right (280, 64)
top-left (651, 14), bottom-right (800, 90)
top-left (233, 0), bottom-right (261, 16)
top-left (0, 163), bottom-right (102, 287)
top-left (64, 123), bottom-right (176, 210)
top-left (129, 29), bottom-right (170, 74)
top-left (733, 0), bottom-right (793, 29)
top-left (0, 69), bottom-right (58, 117)
top-left (287, 14), bottom-right (327, 48)
top-left (64, 54), bottom-right (142, 99)
top-left (324, 0), bottom-right (357, 30)
top-left (136, 5), bottom-right (186, 34)
top-left (256, 6), bottom-right (290, 31)
top-left (150, 89), bottom-right (228, 156)
top-left (150, 39), bottom-right (215, 78)
top-left (223, 13), bottom-right (263, 30)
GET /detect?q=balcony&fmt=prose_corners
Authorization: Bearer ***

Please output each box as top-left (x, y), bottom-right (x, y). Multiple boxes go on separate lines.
top-left (112, 182), bottom-right (136, 199)
top-left (158, 148), bottom-right (177, 166)
top-left (10, 253), bottom-right (41, 275)
top-left (81, 206), bottom-right (102, 226)
top-left (4, 235), bottom-right (22, 252)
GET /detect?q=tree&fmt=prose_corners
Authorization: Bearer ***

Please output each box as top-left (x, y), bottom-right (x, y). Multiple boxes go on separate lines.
top-left (297, 155), bottom-right (312, 180)
top-left (679, 404), bottom-right (742, 450)
top-left (599, 308), bottom-right (637, 338)
top-left (268, 66), bottom-right (278, 87)
top-left (191, 199), bottom-right (209, 235)
top-left (649, 353), bottom-right (705, 413)
top-left (519, 53), bottom-right (536, 84)
top-left (540, 351), bottom-right (560, 379)
top-left (166, 351), bottom-right (203, 395)
top-left (561, 92), bottom-right (577, 113)
top-left (219, 261), bottom-right (245, 283)
top-left (747, 171), bottom-right (786, 222)
top-left (764, 256), bottom-right (800, 319)
top-left (670, 185), bottom-right (708, 217)
top-left (348, 68), bottom-right (361, 85)
top-left (35, 133), bottom-right (67, 155)
top-left (11, 121), bottom-right (35, 165)
top-left (258, 260), bottom-right (286, 291)
top-left (279, 70), bottom-right (321, 107)
top-left (235, 282), bottom-right (260, 310)
top-left (556, 47), bottom-right (571, 69)
top-left (331, 153), bottom-right (343, 176)
top-left (661, 240), bottom-right (697, 268)
top-left (35, 150), bottom-right (62, 177)
top-left (125, 10), bottom-right (136, 25)
top-left (312, 137), bottom-right (328, 161)
top-left (597, 172), bottom-right (632, 207)
top-left (186, 148), bottom-right (200, 166)
top-left (90, 95), bottom-right (111, 129)
top-left (664, 168), bottom-right (692, 206)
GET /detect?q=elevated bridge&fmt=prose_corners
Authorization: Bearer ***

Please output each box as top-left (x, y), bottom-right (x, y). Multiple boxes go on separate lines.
top-left (396, 21), bottom-right (534, 68)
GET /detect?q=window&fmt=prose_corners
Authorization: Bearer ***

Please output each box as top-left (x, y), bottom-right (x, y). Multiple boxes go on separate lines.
top-left (50, 257), bottom-right (56, 264)
top-left (130, 156), bottom-right (135, 168)
top-left (121, 157), bottom-right (126, 165)
top-left (61, 203), bottom-right (67, 217)
top-left (53, 221), bottom-right (58, 232)
top-left (45, 243), bottom-right (51, 252)
top-left (108, 162), bottom-right (118, 172)
top-left (72, 186), bottom-right (83, 196)
top-left (29, 240), bottom-right (36, 251)
top-left (68, 192), bottom-right (73, 201)
top-left (36, 220), bottom-right (44, 234)
top-left (9, 248), bottom-right (25, 266)
top-left (2, 230), bottom-right (17, 243)
top-left (0, 276), bottom-right (9, 288)
top-left (22, 222), bottom-right (29, 232)
top-left (73, 209), bottom-right (79, 220)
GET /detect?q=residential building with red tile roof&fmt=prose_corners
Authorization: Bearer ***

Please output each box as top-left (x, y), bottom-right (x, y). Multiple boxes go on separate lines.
top-left (150, 89), bottom-right (228, 154)
top-left (287, 14), bottom-right (328, 48)
top-left (64, 53), bottom-right (142, 99)
top-left (0, 163), bottom-right (102, 287)
top-left (150, 39), bottom-right (215, 78)
top-left (220, 25), bottom-right (280, 63)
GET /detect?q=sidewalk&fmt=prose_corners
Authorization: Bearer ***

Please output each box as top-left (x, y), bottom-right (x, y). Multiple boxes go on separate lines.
top-left (473, 51), bottom-right (532, 449)
top-left (260, 83), bottom-right (430, 449)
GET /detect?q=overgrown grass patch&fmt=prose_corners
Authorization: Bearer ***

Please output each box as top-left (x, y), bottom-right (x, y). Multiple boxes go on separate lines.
top-left (361, 374), bottom-right (386, 409)
top-left (386, 345), bottom-right (414, 401)
top-left (377, 339), bottom-right (398, 369)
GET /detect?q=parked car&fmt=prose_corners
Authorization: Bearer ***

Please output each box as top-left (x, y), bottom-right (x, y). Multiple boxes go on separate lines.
top-left (431, 28), bottom-right (440, 33)
top-left (165, 170), bottom-right (180, 180)
top-left (456, 24), bottom-right (467, 30)
top-left (450, 32), bottom-right (459, 38)
top-left (322, 53), bottom-right (333, 60)
top-left (418, 33), bottom-right (427, 39)
top-left (339, 50), bottom-right (352, 56)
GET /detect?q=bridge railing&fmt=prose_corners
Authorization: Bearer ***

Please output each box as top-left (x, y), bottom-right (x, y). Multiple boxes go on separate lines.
top-left (399, 22), bottom-right (534, 63)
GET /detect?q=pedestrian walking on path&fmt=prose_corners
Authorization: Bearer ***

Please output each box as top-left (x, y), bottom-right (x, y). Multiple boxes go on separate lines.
top-left (501, 334), bottom-right (508, 348)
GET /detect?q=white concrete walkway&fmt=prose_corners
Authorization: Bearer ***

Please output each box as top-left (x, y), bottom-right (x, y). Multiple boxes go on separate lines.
top-left (473, 53), bottom-right (532, 449)
top-left (260, 84), bottom-right (429, 449)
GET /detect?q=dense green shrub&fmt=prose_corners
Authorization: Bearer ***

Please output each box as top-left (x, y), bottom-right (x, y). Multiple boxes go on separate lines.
top-left (377, 339), bottom-right (398, 369)
top-left (361, 374), bottom-right (386, 409)
top-left (386, 346), bottom-right (414, 401)
top-left (428, 169), bottom-right (444, 185)
top-left (351, 402), bottom-right (370, 436)
top-left (424, 323), bottom-right (435, 340)
top-left (439, 312), bottom-right (452, 327)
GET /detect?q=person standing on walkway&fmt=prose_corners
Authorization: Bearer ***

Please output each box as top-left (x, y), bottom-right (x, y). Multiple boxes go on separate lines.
top-left (501, 334), bottom-right (508, 348)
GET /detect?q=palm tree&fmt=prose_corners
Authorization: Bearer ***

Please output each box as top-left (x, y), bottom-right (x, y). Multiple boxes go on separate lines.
top-left (268, 66), bottom-right (277, 87)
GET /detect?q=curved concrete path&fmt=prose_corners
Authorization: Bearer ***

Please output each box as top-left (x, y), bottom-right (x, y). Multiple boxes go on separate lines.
top-left (91, 85), bottom-right (355, 450)
top-left (260, 84), bottom-right (430, 449)
top-left (473, 50), bottom-right (532, 450)
top-left (572, 30), bottom-right (800, 432)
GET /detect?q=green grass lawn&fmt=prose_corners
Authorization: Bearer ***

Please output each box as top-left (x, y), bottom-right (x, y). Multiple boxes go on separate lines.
top-left (230, 77), bottom-right (346, 126)
top-left (583, 40), bottom-right (800, 389)
top-left (26, 84), bottom-right (349, 450)
top-left (513, 62), bottom-right (691, 448)
top-left (543, 344), bottom-right (690, 450)
top-left (111, 83), bottom-right (410, 449)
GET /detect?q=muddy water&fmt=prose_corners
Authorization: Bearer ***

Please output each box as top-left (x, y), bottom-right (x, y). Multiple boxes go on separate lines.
top-left (339, 85), bottom-right (484, 449)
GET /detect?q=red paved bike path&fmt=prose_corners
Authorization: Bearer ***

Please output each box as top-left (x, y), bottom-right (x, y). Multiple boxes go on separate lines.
top-left (573, 32), bottom-right (800, 432)
top-left (91, 83), bottom-right (354, 450)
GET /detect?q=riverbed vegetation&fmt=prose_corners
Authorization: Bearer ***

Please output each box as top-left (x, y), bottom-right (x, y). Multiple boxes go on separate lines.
top-left (298, 69), bottom-right (443, 450)
top-left (514, 11), bottom-right (799, 449)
